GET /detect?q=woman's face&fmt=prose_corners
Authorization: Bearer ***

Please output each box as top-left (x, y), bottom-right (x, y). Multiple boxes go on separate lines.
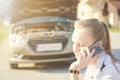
top-left (72, 28), bottom-right (94, 54)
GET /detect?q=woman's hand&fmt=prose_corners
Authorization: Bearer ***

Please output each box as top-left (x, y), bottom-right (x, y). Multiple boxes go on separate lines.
top-left (69, 47), bottom-right (95, 70)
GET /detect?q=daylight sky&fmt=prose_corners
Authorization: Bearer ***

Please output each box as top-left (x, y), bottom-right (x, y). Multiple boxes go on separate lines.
top-left (0, 0), bottom-right (11, 6)
top-left (0, 0), bottom-right (12, 22)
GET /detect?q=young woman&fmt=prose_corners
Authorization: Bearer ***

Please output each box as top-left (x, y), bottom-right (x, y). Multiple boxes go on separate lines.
top-left (69, 19), bottom-right (120, 80)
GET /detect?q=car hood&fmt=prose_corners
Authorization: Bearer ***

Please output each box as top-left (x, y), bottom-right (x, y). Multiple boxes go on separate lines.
top-left (9, 0), bottom-right (77, 24)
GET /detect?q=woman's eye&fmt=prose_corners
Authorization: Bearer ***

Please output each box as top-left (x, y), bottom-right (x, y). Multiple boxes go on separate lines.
top-left (79, 44), bottom-right (85, 47)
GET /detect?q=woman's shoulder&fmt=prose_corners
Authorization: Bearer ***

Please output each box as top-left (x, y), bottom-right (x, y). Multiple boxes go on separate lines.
top-left (102, 62), bottom-right (118, 73)
top-left (84, 53), bottom-right (120, 80)
top-left (100, 63), bottom-right (120, 79)
top-left (104, 54), bottom-right (120, 70)
top-left (100, 55), bottom-right (120, 79)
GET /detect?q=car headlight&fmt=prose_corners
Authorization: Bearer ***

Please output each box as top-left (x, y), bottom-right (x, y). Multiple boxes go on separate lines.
top-left (9, 34), bottom-right (26, 48)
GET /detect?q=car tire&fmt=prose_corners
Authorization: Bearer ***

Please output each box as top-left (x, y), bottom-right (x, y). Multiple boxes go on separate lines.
top-left (10, 63), bottom-right (18, 69)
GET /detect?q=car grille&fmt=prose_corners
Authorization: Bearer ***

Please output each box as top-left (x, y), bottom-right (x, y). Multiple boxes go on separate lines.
top-left (28, 37), bottom-right (68, 52)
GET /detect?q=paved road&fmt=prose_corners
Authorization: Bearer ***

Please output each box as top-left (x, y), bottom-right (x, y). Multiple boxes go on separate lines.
top-left (110, 32), bottom-right (120, 59)
top-left (0, 32), bottom-right (120, 80)
top-left (0, 38), bottom-right (71, 80)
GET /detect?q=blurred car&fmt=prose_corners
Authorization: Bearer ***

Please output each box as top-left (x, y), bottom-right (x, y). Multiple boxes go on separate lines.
top-left (8, 0), bottom-right (77, 69)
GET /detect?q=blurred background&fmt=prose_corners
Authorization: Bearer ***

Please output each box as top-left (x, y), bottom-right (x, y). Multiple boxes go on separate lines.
top-left (0, 0), bottom-right (120, 80)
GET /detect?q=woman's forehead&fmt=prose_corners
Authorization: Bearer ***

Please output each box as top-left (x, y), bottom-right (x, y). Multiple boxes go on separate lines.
top-left (72, 29), bottom-right (93, 43)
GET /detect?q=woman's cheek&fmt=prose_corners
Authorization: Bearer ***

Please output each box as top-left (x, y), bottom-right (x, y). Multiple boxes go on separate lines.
top-left (73, 44), bottom-right (80, 54)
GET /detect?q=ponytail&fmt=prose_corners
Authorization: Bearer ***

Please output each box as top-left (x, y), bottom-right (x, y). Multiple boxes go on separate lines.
top-left (101, 22), bottom-right (111, 53)
top-left (101, 22), bottom-right (118, 60)
top-left (101, 22), bottom-right (120, 74)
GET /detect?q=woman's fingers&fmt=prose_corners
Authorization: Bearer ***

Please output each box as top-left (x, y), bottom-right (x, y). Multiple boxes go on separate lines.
top-left (80, 51), bottom-right (87, 58)
top-left (91, 48), bottom-right (95, 56)
top-left (86, 47), bottom-right (95, 58)
top-left (74, 52), bottom-right (80, 59)
top-left (75, 47), bottom-right (95, 61)
top-left (72, 47), bottom-right (97, 69)
top-left (85, 47), bottom-right (90, 55)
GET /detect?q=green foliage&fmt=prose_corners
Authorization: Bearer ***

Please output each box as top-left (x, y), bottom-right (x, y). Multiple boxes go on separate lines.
top-left (109, 27), bottom-right (120, 32)
top-left (0, 24), bottom-right (9, 43)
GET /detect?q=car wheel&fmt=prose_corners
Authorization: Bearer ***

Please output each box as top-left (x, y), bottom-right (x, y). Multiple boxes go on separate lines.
top-left (10, 63), bottom-right (18, 69)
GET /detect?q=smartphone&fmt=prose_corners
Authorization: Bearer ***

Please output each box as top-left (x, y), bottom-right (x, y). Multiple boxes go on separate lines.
top-left (83, 41), bottom-right (103, 57)
top-left (88, 41), bottom-right (103, 57)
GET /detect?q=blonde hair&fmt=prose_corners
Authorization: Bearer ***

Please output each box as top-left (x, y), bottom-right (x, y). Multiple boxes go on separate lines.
top-left (74, 19), bottom-right (117, 60)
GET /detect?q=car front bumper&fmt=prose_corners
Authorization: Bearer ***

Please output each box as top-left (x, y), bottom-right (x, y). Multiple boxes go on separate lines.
top-left (10, 52), bottom-right (75, 64)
